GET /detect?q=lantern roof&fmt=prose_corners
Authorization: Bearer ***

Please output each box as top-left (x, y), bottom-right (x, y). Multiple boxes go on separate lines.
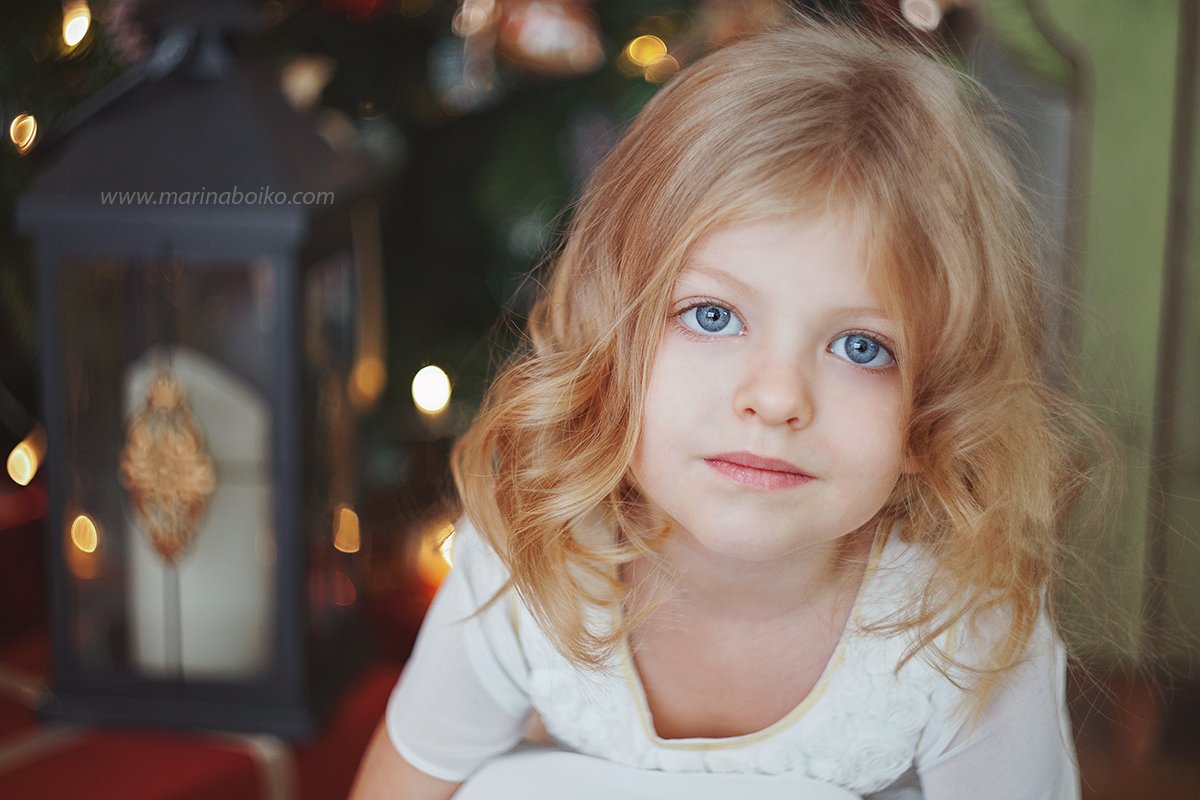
top-left (19, 0), bottom-right (373, 246)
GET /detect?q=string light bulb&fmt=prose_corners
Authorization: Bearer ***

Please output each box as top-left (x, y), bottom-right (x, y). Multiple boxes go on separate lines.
top-left (70, 514), bottom-right (100, 553)
top-left (411, 365), bottom-right (452, 414)
top-left (66, 514), bottom-right (101, 580)
top-left (9, 114), bottom-right (37, 154)
top-left (332, 505), bottom-right (361, 554)
top-left (622, 35), bottom-right (678, 84)
top-left (900, 0), bottom-right (962, 32)
top-left (7, 427), bottom-right (45, 486)
top-left (62, 1), bottom-right (92, 49)
top-left (625, 35), bottom-right (667, 68)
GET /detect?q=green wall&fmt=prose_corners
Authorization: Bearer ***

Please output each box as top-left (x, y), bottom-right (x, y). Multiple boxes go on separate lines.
top-left (985, 0), bottom-right (1197, 666)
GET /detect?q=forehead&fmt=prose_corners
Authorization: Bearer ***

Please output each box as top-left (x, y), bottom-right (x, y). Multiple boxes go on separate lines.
top-left (676, 214), bottom-right (876, 289)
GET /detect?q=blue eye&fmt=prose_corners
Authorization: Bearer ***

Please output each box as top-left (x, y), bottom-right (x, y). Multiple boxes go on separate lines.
top-left (830, 333), bottom-right (895, 369)
top-left (680, 303), bottom-right (745, 336)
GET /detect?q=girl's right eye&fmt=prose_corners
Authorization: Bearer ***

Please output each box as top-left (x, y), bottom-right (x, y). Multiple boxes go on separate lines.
top-left (677, 303), bottom-right (746, 337)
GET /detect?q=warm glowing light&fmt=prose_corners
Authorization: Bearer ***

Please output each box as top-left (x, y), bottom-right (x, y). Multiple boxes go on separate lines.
top-left (62, 1), bottom-right (92, 48)
top-left (332, 569), bottom-right (357, 607)
top-left (333, 505), bottom-right (361, 554)
top-left (625, 35), bottom-right (667, 68)
top-left (7, 428), bottom-right (45, 486)
top-left (65, 510), bottom-right (101, 579)
top-left (9, 114), bottom-right (37, 154)
top-left (66, 537), bottom-right (99, 580)
top-left (452, 0), bottom-right (497, 37)
top-left (7, 445), bottom-right (37, 486)
top-left (644, 54), bottom-right (680, 84)
top-left (439, 529), bottom-right (455, 568)
top-left (350, 355), bottom-right (387, 409)
top-left (70, 514), bottom-right (99, 553)
top-left (901, 0), bottom-right (945, 31)
top-left (411, 365), bottom-right (452, 413)
top-left (280, 55), bottom-right (336, 112)
top-left (416, 521), bottom-right (455, 586)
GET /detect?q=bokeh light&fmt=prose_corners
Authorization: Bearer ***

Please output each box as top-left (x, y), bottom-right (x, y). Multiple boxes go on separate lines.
top-left (900, 0), bottom-right (943, 31)
top-left (7, 444), bottom-right (37, 486)
top-left (333, 504), bottom-right (361, 554)
top-left (411, 365), bottom-right (452, 413)
top-left (416, 520), bottom-right (456, 587)
top-left (62, 1), bottom-right (92, 48)
top-left (9, 114), bottom-right (37, 154)
top-left (70, 514), bottom-right (99, 553)
top-left (644, 54), bottom-right (680, 84)
top-left (350, 355), bottom-right (387, 409)
top-left (453, 0), bottom-right (497, 37)
top-left (625, 35), bottom-right (667, 68)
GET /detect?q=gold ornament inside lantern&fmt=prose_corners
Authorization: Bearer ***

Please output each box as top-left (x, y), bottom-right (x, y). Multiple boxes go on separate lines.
top-left (120, 370), bottom-right (216, 564)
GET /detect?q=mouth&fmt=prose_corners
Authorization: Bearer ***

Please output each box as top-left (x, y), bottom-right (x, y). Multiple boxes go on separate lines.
top-left (704, 451), bottom-right (815, 490)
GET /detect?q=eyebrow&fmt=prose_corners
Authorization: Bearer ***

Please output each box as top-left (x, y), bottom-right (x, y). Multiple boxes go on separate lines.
top-left (675, 264), bottom-right (759, 298)
top-left (676, 265), bottom-right (893, 323)
top-left (829, 306), bottom-right (893, 324)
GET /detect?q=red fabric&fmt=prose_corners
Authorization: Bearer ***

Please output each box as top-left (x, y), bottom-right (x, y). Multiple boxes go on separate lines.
top-left (0, 513), bottom-right (427, 800)
top-left (0, 483), bottom-right (47, 639)
top-left (0, 696), bottom-right (37, 743)
top-left (294, 662), bottom-right (402, 800)
top-left (0, 628), bottom-right (47, 744)
top-left (0, 730), bottom-right (262, 800)
top-left (0, 628), bottom-right (416, 799)
top-left (0, 627), bottom-right (51, 677)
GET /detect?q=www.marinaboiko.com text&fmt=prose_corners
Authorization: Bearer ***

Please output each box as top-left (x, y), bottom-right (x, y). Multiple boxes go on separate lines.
top-left (98, 187), bottom-right (336, 206)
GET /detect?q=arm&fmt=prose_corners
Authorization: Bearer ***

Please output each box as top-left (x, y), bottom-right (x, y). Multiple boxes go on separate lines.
top-left (350, 518), bottom-right (532, 795)
top-left (916, 617), bottom-right (1080, 800)
top-left (348, 719), bottom-right (461, 800)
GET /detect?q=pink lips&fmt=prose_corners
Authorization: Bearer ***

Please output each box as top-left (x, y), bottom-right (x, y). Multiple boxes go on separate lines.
top-left (704, 451), bottom-right (814, 490)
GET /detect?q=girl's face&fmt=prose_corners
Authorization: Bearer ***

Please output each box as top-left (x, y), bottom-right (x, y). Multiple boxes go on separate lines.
top-left (630, 214), bottom-right (909, 563)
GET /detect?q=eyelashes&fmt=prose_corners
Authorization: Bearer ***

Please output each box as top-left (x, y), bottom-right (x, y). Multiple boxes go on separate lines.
top-left (676, 302), bottom-right (746, 337)
top-left (829, 332), bottom-right (896, 369)
top-left (670, 299), bottom-right (899, 371)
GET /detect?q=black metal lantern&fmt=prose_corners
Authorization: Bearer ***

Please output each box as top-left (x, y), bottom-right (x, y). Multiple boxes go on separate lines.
top-left (17, 1), bottom-right (379, 738)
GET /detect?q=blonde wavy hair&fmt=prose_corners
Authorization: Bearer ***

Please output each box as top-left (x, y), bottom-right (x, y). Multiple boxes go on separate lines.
top-left (450, 19), bottom-right (1112, 713)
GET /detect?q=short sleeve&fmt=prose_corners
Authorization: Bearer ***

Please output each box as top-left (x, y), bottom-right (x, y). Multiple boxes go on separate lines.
top-left (915, 613), bottom-right (1080, 800)
top-left (385, 517), bottom-right (533, 782)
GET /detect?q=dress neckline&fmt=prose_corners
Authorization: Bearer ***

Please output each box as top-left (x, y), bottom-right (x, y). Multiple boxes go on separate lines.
top-left (614, 523), bottom-right (895, 750)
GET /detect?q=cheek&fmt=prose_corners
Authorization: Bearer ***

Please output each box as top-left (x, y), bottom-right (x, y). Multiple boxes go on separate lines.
top-left (632, 343), bottom-right (705, 476)
top-left (640, 342), bottom-right (711, 421)
top-left (831, 373), bottom-right (907, 466)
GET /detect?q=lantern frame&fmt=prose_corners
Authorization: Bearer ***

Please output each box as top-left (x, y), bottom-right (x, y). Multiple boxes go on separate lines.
top-left (17, 7), bottom-right (376, 738)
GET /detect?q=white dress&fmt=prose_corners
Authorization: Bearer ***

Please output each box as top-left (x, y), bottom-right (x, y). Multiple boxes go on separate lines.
top-left (386, 516), bottom-right (1081, 799)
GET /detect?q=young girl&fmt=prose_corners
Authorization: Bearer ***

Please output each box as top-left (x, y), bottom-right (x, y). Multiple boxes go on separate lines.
top-left (352, 19), bottom-right (1104, 800)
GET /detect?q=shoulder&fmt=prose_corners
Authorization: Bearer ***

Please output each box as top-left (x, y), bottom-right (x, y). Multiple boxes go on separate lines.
top-left (853, 521), bottom-right (942, 634)
top-left (858, 522), bottom-right (1059, 667)
top-left (447, 515), bottom-right (514, 601)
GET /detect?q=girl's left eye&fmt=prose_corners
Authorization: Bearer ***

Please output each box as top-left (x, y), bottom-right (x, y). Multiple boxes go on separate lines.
top-left (829, 334), bottom-right (895, 369)
top-left (678, 303), bottom-right (746, 337)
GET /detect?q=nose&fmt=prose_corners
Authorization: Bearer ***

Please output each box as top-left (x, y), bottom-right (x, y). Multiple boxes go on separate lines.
top-left (731, 353), bottom-right (815, 429)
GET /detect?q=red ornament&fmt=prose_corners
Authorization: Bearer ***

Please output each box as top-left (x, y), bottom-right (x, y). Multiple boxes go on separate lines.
top-left (497, 0), bottom-right (604, 77)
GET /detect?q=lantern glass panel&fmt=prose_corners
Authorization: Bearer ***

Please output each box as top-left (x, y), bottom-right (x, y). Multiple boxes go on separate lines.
top-left (58, 254), bottom-right (279, 683)
top-left (302, 249), bottom-right (363, 649)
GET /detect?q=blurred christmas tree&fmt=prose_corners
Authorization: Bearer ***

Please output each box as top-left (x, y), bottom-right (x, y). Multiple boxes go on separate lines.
top-left (0, 0), bottom-right (868, 465)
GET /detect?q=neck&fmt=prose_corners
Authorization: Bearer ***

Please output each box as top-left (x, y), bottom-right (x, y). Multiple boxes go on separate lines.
top-left (624, 524), bottom-right (878, 628)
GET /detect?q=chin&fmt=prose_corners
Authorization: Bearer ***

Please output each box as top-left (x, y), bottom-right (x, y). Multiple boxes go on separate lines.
top-left (680, 521), bottom-right (821, 563)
